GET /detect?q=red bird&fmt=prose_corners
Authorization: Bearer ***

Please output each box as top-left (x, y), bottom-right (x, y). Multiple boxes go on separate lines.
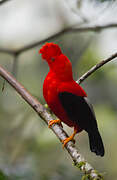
top-left (39, 42), bottom-right (104, 156)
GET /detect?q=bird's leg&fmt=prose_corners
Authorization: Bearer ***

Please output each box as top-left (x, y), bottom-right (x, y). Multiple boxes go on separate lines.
top-left (48, 119), bottom-right (63, 128)
top-left (62, 128), bottom-right (78, 148)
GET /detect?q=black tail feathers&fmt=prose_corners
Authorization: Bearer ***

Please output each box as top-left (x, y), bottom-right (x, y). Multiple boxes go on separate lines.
top-left (88, 130), bottom-right (105, 157)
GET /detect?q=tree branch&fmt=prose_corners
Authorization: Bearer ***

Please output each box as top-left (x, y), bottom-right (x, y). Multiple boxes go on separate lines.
top-left (77, 52), bottom-right (117, 84)
top-left (0, 23), bottom-right (117, 55)
top-left (73, 23), bottom-right (117, 32)
top-left (0, 65), bottom-right (103, 180)
top-left (0, 48), bottom-right (14, 55)
top-left (9, 23), bottom-right (117, 54)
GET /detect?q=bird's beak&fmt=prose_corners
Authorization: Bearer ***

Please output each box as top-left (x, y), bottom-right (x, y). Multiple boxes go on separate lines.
top-left (39, 48), bottom-right (45, 60)
top-left (39, 48), bottom-right (43, 55)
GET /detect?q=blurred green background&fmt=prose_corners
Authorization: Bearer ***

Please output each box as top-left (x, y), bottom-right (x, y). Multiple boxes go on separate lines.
top-left (0, 0), bottom-right (117, 180)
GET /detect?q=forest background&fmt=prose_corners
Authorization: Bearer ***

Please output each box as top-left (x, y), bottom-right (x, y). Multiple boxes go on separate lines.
top-left (0, 0), bottom-right (117, 180)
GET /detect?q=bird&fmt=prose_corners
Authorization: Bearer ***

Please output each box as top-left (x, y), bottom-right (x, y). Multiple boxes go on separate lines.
top-left (39, 42), bottom-right (105, 156)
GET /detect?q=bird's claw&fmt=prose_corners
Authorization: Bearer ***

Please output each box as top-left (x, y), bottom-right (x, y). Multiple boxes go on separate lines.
top-left (48, 119), bottom-right (63, 128)
top-left (62, 137), bottom-right (75, 148)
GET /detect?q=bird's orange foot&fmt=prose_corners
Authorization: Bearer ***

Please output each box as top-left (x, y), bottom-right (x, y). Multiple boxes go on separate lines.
top-left (62, 136), bottom-right (75, 148)
top-left (62, 129), bottom-right (78, 148)
top-left (48, 119), bottom-right (62, 128)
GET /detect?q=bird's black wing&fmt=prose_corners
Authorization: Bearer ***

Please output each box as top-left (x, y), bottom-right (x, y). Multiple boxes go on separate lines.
top-left (58, 92), bottom-right (98, 133)
top-left (58, 92), bottom-right (105, 156)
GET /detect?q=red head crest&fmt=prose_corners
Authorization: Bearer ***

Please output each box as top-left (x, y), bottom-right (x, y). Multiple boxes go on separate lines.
top-left (39, 42), bottom-right (62, 61)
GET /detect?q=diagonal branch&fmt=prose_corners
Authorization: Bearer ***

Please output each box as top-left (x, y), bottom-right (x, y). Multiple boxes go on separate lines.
top-left (0, 65), bottom-right (103, 180)
top-left (77, 52), bottom-right (117, 84)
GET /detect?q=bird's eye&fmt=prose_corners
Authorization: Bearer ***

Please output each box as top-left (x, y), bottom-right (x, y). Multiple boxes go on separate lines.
top-left (51, 57), bottom-right (55, 61)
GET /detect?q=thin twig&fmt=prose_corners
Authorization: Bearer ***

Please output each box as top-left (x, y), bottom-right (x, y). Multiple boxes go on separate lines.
top-left (2, 79), bottom-right (5, 91)
top-left (77, 52), bottom-right (117, 84)
top-left (0, 0), bottom-right (12, 5)
top-left (0, 65), bottom-right (103, 180)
